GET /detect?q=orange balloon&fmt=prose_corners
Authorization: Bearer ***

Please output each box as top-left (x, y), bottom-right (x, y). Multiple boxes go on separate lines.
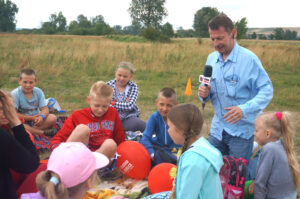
top-left (148, 163), bottom-right (177, 194)
top-left (116, 141), bottom-right (151, 179)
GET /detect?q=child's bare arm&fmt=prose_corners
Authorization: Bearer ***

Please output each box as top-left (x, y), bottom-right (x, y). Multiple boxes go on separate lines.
top-left (34, 106), bottom-right (49, 126)
top-left (39, 106), bottom-right (49, 118)
top-left (248, 180), bottom-right (255, 195)
top-left (17, 112), bottom-right (37, 122)
top-left (168, 186), bottom-right (176, 199)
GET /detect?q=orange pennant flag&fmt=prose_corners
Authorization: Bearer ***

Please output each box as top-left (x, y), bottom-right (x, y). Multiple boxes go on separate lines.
top-left (185, 78), bottom-right (192, 96)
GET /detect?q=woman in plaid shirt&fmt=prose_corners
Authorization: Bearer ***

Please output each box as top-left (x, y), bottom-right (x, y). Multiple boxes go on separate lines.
top-left (106, 62), bottom-right (146, 132)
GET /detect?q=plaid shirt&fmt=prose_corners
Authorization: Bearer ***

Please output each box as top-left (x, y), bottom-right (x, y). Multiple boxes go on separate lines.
top-left (106, 79), bottom-right (140, 120)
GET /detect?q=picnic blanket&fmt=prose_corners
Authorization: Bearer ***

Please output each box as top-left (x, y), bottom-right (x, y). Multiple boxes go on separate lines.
top-left (83, 132), bottom-right (150, 199)
top-left (34, 116), bottom-right (68, 152)
top-left (84, 175), bottom-right (150, 199)
top-left (36, 116), bottom-right (151, 199)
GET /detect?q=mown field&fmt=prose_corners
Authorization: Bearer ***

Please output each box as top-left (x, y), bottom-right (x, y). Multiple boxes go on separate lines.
top-left (1, 33), bottom-right (300, 158)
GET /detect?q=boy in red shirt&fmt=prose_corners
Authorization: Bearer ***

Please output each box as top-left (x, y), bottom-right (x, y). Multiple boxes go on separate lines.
top-left (50, 81), bottom-right (125, 160)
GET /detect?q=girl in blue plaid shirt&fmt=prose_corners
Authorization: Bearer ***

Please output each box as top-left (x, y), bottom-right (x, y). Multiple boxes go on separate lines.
top-left (106, 62), bottom-right (146, 132)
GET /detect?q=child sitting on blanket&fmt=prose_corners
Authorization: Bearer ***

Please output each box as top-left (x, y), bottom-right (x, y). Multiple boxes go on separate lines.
top-left (11, 68), bottom-right (57, 136)
top-left (106, 62), bottom-right (146, 132)
top-left (21, 142), bottom-right (109, 199)
top-left (140, 88), bottom-right (181, 166)
top-left (50, 81), bottom-right (125, 160)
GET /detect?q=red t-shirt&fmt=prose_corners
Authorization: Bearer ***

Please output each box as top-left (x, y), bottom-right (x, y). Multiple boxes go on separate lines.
top-left (50, 107), bottom-right (125, 151)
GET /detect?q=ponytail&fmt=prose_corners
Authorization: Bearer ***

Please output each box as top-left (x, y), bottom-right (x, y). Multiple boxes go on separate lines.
top-left (36, 171), bottom-right (69, 199)
top-left (36, 171), bottom-right (98, 199)
top-left (280, 112), bottom-right (300, 189)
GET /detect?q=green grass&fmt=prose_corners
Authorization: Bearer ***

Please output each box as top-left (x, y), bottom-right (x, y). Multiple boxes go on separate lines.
top-left (0, 33), bottom-right (299, 129)
top-left (0, 34), bottom-right (299, 113)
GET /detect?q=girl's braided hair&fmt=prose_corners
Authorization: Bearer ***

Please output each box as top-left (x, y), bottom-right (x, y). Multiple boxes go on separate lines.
top-left (167, 103), bottom-right (204, 199)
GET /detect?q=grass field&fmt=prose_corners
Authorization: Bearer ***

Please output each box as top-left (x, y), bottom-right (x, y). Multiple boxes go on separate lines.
top-left (1, 33), bottom-right (300, 158)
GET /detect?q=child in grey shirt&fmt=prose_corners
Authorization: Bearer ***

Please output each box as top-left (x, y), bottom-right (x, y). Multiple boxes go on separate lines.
top-left (252, 111), bottom-right (299, 199)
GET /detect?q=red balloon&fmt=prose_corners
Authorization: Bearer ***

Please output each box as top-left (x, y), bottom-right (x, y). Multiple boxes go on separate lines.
top-left (148, 163), bottom-right (177, 194)
top-left (116, 141), bottom-right (151, 179)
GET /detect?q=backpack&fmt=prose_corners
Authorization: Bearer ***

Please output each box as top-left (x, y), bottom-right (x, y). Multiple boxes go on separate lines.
top-left (220, 156), bottom-right (248, 199)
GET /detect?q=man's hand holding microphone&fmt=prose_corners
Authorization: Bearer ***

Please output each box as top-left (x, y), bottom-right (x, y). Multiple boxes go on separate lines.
top-left (198, 85), bottom-right (211, 99)
top-left (199, 65), bottom-right (212, 110)
top-left (198, 65), bottom-right (243, 124)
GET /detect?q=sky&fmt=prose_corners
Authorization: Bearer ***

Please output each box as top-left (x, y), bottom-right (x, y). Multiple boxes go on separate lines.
top-left (11, 0), bottom-right (300, 30)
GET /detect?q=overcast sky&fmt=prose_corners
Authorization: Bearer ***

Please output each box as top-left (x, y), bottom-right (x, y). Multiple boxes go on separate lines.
top-left (11, 0), bottom-right (300, 29)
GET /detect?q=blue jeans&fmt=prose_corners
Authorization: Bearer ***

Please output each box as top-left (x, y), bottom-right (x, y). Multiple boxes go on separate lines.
top-left (246, 149), bottom-right (261, 180)
top-left (152, 145), bottom-right (177, 166)
top-left (208, 130), bottom-right (254, 161)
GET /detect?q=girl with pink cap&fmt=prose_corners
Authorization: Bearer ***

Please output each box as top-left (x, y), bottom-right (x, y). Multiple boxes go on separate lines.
top-left (21, 142), bottom-right (109, 199)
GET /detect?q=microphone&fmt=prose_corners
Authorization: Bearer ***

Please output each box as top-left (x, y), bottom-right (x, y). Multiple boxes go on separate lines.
top-left (199, 65), bottom-right (213, 110)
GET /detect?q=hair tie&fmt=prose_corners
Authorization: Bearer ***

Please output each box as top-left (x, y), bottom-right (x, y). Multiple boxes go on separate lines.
top-left (117, 65), bottom-right (134, 74)
top-left (275, 112), bottom-right (282, 121)
top-left (49, 176), bottom-right (60, 186)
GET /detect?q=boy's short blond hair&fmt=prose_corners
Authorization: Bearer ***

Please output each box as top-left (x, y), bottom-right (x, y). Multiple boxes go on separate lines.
top-left (158, 87), bottom-right (177, 103)
top-left (89, 81), bottom-right (113, 99)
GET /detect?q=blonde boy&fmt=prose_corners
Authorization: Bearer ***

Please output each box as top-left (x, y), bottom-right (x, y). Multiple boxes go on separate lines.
top-left (140, 88), bottom-right (181, 166)
top-left (11, 68), bottom-right (57, 136)
top-left (50, 81), bottom-right (125, 159)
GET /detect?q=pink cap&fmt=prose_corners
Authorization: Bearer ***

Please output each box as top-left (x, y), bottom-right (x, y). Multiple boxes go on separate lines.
top-left (47, 142), bottom-right (109, 188)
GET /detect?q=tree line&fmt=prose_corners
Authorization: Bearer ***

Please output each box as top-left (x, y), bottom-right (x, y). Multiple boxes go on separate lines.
top-left (0, 0), bottom-right (298, 41)
top-left (249, 28), bottom-right (298, 40)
